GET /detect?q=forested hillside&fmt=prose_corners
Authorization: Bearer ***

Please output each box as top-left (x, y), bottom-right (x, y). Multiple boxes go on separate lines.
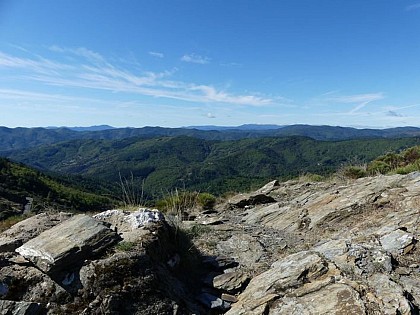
top-left (0, 158), bottom-right (115, 219)
top-left (4, 136), bottom-right (420, 198)
top-left (3, 125), bottom-right (420, 152)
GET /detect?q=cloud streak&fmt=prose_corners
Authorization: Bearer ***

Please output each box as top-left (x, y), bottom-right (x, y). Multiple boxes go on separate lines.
top-left (181, 53), bottom-right (210, 64)
top-left (0, 48), bottom-right (272, 106)
top-left (327, 93), bottom-right (384, 104)
top-left (149, 51), bottom-right (164, 58)
top-left (323, 92), bottom-right (384, 114)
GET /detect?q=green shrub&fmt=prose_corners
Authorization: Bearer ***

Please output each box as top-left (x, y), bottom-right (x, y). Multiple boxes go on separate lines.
top-left (155, 190), bottom-right (199, 215)
top-left (365, 146), bottom-right (420, 176)
top-left (343, 166), bottom-right (367, 179)
top-left (197, 193), bottom-right (216, 210)
top-left (393, 163), bottom-right (420, 175)
top-left (299, 173), bottom-right (325, 182)
top-left (367, 160), bottom-right (391, 175)
top-left (402, 147), bottom-right (420, 164)
top-left (381, 152), bottom-right (403, 169)
top-left (115, 241), bottom-right (136, 252)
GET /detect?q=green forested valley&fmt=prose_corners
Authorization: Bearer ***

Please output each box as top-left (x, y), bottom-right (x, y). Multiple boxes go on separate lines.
top-left (3, 135), bottom-right (420, 199)
top-left (0, 158), bottom-right (115, 219)
top-left (3, 125), bottom-right (420, 152)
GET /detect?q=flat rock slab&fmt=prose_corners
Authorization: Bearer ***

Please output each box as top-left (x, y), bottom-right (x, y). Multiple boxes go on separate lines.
top-left (15, 214), bottom-right (119, 274)
top-left (226, 251), bottom-right (329, 315)
top-left (202, 256), bottom-right (238, 270)
top-left (380, 229), bottom-right (416, 255)
top-left (0, 212), bottom-right (72, 253)
top-left (217, 234), bottom-right (264, 268)
top-left (270, 283), bottom-right (365, 315)
top-left (213, 272), bottom-right (249, 292)
top-left (255, 180), bottom-right (280, 195)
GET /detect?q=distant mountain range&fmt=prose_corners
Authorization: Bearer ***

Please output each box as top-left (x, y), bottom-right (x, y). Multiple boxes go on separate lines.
top-left (2, 124), bottom-right (420, 152)
top-left (46, 125), bottom-right (116, 132)
top-left (3, 134), bottom-right (420, 197)
top-left (185, 124), bottom-right (285, 131)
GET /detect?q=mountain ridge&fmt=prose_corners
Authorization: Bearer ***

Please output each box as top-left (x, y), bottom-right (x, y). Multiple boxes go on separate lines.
top-left (4, 135), bottom-right (420, 198)
top-left (2, 124), bottom-right (420, 152)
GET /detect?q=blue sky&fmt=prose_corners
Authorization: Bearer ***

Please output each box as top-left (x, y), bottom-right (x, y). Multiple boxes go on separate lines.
top-left (1, 1), bottom-right (420, 128)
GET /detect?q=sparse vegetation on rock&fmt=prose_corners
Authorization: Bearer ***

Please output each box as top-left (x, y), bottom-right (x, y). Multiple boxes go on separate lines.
top-left (2, 139), bottom-right (420, 314)
top-left (1, 170), bottom-right (419, 314)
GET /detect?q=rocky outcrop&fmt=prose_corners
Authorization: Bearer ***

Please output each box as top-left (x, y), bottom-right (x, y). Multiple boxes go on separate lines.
top-left (270, 283), bottom-right (366, 315)
top-left (216, 234), bottom-right (264, 268)
top-left (0, 212), bottom-right (71, 252)
top-left (189, 173), bottom-right (420, 314)
top-left (0, 208), bottom-right (206, 314)
top-left (380, 229), bottom-right (416, 255)
top-left (15, 214), bottom-right (119, 274)
top-left (1, 172), bottom-right (420, 314)
top-left (93, 208), bottom-right (165, 241)
top-left (226, 251), bottom-right (336, 314)
top-left (0, 261), bottom-right (70, 304)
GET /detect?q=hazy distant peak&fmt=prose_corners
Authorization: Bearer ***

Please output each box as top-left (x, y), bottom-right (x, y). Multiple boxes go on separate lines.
top-left (47, 125), bottom-right (116, 132)
top-left (185, 124), bottom-right (284, 131)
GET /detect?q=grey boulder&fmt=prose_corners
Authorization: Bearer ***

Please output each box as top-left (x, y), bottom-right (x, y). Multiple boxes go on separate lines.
top-left (15, 214), bottom-right (119, 273)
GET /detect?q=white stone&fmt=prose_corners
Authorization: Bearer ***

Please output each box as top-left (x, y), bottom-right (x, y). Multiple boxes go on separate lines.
top-left (94, 208), bottom-right (165, 231)
top-left (380, 229), bottom-right (415, 255)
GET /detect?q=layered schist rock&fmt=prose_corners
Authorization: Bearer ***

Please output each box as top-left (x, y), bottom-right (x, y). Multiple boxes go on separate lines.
top-left (190, 173), bottom-right (419, 314)
top-left (15, 214), bottom-right (119, 273)
top-left (0, 208), bottom-right (200, 314)
top-left (93, 208), bottom-right (165, 241)
top-left (0, 212), bottom-right (72, 252)
top-left (0, 172), bottom-right (419, 314)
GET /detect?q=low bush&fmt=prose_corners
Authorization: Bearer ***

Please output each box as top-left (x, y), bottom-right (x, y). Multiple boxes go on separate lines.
top-left (367, 160), bottom-right (392, 175)
top-left (343, 166), bottom-right (367, 179)
top-left (196, 193), bottom-right (216, 210)
top-left (155, 190), bottom-right (198, 216)
top-left (299, 173), bottom-right (325, 182)
top-left (115, 241), bottom-right (136, 252)
top-left (366, 146), bottom-right (420, 175)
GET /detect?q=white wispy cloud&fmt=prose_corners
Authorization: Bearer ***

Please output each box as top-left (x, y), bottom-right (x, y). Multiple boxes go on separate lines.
top-left (327, 93), bottom-right (384, 104)
top-left (0, 51), bottom-right (70, 74)
top-left (220, 62), bottom-right (242, 67)
top-left (0, 88), bottom-right (122, 107)
top-left (149, 51), bottom-right (164, 58)
top-left (49, 45), bottom-right (106, 63)
top-left (181, 53), bottom-right (210, 64)
top-left (0, 47), bottom-right (272, 106)
top-left (324, 92), bottom-right (384, 114)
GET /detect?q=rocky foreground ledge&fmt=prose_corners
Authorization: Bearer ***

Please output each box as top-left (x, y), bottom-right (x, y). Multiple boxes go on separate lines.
top-left (0, 173), bottom-right (419, 314)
